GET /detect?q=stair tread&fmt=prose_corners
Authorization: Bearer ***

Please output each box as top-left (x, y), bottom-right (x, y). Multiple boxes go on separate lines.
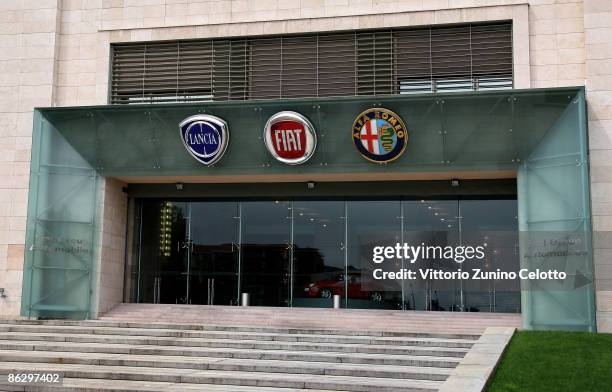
top-left (0, 324), bottom-right (475, 345)
top-left (0, 320), bottom-right (481, 339)
top-left (2, 377), bottom-right (341, 391)
top-left (0, 362), bottom-right (443, 389)
top-left (0, 340), bottom-right (462, 364)
top-left (0, 338), bottom-right (467, 354)
top-left (0, 349), bottom-right (453, 375)
top-left (0, 332), bottom-right (471, 352)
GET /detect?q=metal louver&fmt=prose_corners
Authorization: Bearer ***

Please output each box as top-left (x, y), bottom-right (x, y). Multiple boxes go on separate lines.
top-left (111, 22), bottom-right (513, 104)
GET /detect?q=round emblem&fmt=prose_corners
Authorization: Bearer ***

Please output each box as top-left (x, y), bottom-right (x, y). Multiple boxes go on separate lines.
top-left (264, 111), bottom-right (317, 165)
top-left (352, 108), bottom-right (408, 163)
top-left (179, 114), bottom-right (229, 166)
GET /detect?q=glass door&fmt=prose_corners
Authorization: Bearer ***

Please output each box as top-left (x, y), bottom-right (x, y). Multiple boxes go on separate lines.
top-left (460, 200), bottom-right (519, 312)
top-left (346, 200), bottom-right (402, 309)
top-left (187, 202), bottom-right (240, 305)
top-left (292, 201), bottom-right (345, 307)
top-left (136, 200), bottom-right (190, 304)
top-left (403, 200), bottom-right (461, 311)
top-left (240, 201), bottom-right (292, 306)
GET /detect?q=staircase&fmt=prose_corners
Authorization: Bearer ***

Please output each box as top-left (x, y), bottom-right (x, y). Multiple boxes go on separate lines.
top-left (0, 305), bottom-right (521, 391)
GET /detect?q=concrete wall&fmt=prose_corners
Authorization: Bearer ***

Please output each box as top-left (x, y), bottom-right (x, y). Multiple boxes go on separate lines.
top-left (584, 0), bottom-right (612, 332)
top-left (1, 0), bottom-right (611, 329)
top-left (53, 0), bottom-right (593, 106)
top-left (52, 0), bottom-right (585, 105)
top-left (95, 178), bottom-right (128, 317)
top-left (0, 0), bottom-right (61, 318)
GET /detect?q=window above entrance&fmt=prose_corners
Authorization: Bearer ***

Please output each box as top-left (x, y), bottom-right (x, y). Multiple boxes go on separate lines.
top-left (110, 22), bottom-right (512, 104)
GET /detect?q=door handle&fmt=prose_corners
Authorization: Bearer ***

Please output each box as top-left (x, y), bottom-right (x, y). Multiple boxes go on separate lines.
top-left (178, 240), bottom-right (193, 251)
top-left (211, 278), bottom-right (215, 305)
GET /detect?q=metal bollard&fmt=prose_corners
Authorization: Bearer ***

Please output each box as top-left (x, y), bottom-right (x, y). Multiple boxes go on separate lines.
top-left (333, 294), bottom-right (341, 309)
top-left (241, 292), bottom-right (250, 307)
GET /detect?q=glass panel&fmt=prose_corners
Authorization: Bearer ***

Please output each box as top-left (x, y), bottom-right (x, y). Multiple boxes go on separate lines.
top-left (292, 201), bottom-right (345, 308)
top-left (137, 200), bottom-right (189, 304)
top-left (129, 197), bottom-right (525, 314)
top-left (128, 202), bottom-right (141, 303)
top-left (460, 200), bottom-right (520, 313)
top-left (346, 200), bottom-right (402, 309)
top-left (189, 202), bottom-right (239, 305)
top-left (403, 200), bottom-right (460, 311)
top-left (241, 201), bottom-right (291, 306)
top-left (21, 114), bottom-right (99, 319)
top-left (518, 90), bottom-right (595, 331)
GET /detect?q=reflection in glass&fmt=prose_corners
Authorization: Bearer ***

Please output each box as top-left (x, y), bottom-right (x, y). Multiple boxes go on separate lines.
top-left (461, 200), bottom-right (520, 313)
top-left (346, 201), bottom-right (402, 309)
top-left (293, 201), bottom-right (345, 307)
top-left (403, 200), bottom-right (460, 311)
top-left (131, 197), bottom-right (520, 313)
top-left (189, 202), bottom-right (239, 305)
top-left (136, 200), bottom-right (189, 304)
top-left (240, 201), bottom-right (291, 306)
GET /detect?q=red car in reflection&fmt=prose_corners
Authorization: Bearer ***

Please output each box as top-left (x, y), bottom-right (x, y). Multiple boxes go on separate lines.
top-left (303, 273), bottom-right (385, 302)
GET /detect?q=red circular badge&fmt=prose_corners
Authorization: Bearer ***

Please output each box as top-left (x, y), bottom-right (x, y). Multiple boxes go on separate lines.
top-left (264, 112), bottom-right (317, 165)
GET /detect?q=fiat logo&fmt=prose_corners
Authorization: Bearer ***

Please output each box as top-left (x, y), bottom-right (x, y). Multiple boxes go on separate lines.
top-left (263, 111), bottom-right (317, 165)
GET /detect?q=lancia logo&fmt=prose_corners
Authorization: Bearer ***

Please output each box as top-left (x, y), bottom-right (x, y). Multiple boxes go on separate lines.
top-left (179, 114), bottom-right (229, 166)
top-left (352, 108), bottom-right (408, 163)
top-left (264, 111), bottom-right (317, 165)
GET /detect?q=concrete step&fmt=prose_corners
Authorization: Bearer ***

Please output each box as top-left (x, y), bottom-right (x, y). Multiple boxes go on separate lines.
top-left (0, 312), bottom-right (497, 390)
top-left (0, 319), bottom-right (481, 340)
top-left (0, 324), bottom-right (475, 348)
top-left (1, 377), bottom-right (341, 391)
top-left (0, 340), bottom-right (462, 366)
top-left (0, 350), bottom-right (452, 381)
top-left (0, 362), bottom-right (443, 392)
top-left (0, 332), bottom-right (471, 356)
top-left (99, 303), bottom-right (522, 335)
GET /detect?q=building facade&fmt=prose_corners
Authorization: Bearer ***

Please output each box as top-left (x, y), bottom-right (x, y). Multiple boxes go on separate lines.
top-left (0, 0), bottom-right (611, 332)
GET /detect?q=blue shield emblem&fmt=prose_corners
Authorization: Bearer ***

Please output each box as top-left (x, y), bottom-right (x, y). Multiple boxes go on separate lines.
top-left (179, 114), bottom-right (229, 166)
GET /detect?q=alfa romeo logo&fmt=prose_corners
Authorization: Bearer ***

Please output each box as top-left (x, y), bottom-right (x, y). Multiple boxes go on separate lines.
top-left (352, 108), bottom-right (408, 163)
top-left (179, 114), bottom-right (229, 166)
top-left (264, 111), bottom-right (317, 165)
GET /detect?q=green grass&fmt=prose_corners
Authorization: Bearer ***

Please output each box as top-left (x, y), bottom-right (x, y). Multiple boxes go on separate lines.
top-left (486, 331), bottom-right (612, 392)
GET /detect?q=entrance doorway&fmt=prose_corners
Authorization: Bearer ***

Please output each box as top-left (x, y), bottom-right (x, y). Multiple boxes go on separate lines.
top-left (134, 201), bottom-right (239, 306)
top-left (129, 198), bottom-right (520, 312)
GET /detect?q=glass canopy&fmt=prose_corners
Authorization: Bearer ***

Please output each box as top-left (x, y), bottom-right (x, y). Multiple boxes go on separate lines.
top-left (21, 87), bottom-right (596, 331)
top-left (36, 88), bottom-right (578, 177)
